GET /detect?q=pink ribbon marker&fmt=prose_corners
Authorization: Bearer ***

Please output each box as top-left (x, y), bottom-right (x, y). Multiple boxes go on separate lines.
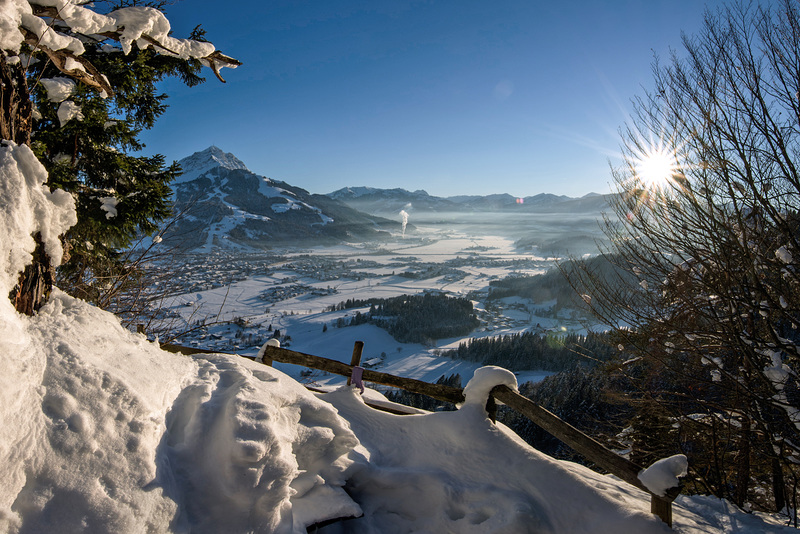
top-left (351, 366), bottom-right (365, 394)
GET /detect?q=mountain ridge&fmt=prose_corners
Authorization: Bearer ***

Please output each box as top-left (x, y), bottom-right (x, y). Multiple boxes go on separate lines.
top-left (164, 147), bottom-right (399, 251)
top-left (327, 186), bottom-right (612, 216)
top-left (164, 146), bottom-right (612, 251)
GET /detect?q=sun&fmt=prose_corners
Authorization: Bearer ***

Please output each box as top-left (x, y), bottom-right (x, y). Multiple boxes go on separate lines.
top-left (634, 146), bottom-right (677, 190)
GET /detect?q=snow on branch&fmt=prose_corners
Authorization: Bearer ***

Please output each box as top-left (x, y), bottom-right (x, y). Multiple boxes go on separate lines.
top-left (5, 1), bottom-right (241, 97)
top-left (19, 25), bottom-right (115, 95)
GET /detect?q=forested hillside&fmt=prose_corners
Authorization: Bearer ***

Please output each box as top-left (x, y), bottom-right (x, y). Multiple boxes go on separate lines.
top-left (331, 293), bottom-right (480, 344)
top-left (439, 331), bottom-right (614, 372)
top-left (501, 365), bottom-right (631, 463)
top-left (487, 254), bottom-right (635, 316)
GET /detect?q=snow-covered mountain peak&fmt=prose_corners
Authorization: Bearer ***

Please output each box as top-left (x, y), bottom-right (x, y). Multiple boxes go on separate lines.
top-left (165, 149), bottom-right (398, 251)
top-left (175, 145), bottom-right (249, 183)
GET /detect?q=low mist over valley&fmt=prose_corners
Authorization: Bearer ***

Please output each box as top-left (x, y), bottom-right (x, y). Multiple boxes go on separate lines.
top-left (164, 146), bottom-right (610, 257)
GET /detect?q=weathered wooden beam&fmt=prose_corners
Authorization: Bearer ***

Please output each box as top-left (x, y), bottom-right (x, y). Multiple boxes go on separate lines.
top-left (160, 343), bottom-right (218, 356)
top-left (263, 345), bottom-right (465, 405)
top-left (492, 384), bottom-right (646, 490)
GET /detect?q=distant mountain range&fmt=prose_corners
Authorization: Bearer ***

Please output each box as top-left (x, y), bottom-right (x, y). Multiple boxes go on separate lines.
top-left (164, 147), bottom-right (399, 251)
top-left (164, 146), bottom-right (612, 251)
top-left (327, 186), bottom-right (611, 216)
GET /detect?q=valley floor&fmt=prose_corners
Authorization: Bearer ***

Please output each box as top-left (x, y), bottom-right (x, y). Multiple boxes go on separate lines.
top-left (158, 225), bottom-right (589, 387)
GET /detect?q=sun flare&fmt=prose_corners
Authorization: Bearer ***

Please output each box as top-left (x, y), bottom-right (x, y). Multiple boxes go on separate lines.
top-left (635, 147), bottom-right (676, 190)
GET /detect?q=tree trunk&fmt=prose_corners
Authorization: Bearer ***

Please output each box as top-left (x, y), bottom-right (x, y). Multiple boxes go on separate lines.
top-left (734, 416), bottom-right (751, 508)
top-left (773, 456), bottom-right (786, 513)
top-left (0, 54), bottom-right (32, 146)
top-left (10, 234), bottom-right (55, 316)
top-left (2, 55), bottom-right (52, 315)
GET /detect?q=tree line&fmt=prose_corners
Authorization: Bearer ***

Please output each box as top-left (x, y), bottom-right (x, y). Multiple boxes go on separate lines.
top-left (331, 293), bottom-right (480, 344)
top-left (487, 254), bottom-right (634, 317)
top-left (438, 331), bottom-right (615, 372)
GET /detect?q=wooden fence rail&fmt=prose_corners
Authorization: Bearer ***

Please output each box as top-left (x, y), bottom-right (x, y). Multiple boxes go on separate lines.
top-left (159, 339), bottom-right (680, 527)
top-left (261, 344), bottom-right (466, 405)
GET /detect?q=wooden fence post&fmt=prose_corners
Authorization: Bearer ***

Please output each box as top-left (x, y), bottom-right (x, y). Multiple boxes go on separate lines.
top-left (346, 341), bottom-right (364, 386)
top-left (486, 394), bottom-right (497, 423)
top-left (651, 495), bottom-right (673, 527)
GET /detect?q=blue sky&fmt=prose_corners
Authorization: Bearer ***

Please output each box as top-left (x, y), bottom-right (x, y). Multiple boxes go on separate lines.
top-left (139, 0), bottom-right (713, 198)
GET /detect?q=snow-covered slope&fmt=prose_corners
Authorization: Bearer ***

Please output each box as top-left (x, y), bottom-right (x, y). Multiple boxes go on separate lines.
top-left (7, 292), bottom-right (363, 532)
top-left (166, 147), bottom-right (398, 251)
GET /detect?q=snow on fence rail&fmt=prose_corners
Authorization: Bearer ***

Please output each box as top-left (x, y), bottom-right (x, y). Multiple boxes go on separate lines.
top-left (160, 339), bottom-right (681, 526)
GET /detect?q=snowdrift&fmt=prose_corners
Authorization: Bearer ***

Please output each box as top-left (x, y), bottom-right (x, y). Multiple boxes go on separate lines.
top-left (0, 284), bottom-right (671, 533)
top-left (2, 290), bottom-right (362, 532)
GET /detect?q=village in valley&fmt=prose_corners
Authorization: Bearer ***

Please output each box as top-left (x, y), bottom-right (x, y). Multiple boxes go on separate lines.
top-left (149, 223), bottom-right (585, 387)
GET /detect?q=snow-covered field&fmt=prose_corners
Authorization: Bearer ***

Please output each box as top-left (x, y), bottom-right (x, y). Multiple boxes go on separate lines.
top-left (157, 225), bottom-right (578, 389)
top-left (2, 142), bottom-right (798, 532)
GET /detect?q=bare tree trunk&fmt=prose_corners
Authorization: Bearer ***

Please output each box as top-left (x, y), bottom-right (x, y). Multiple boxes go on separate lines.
top-left (0, 54), bottom-right (32, 146)
top-left (9, 234), bottom-right (55, 315)
top-left (1, 55), bottom-right (53, 315)
top-left (734, 416), bottom-right (751, 508)
top-left (773, 456), bottom-right (786, 513)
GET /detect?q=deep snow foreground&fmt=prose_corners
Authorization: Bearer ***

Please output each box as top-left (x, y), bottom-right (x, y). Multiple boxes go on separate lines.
top-left (2, 294), bottom-right (795, 534)
top-left (1, 290), bottom-right (362, 532)
top-left (1, 142), bottom-right (798, 533)
top-left (0, 142), bottom-right (356, 532)
top-left (1, 278), bottom-right (671, 533)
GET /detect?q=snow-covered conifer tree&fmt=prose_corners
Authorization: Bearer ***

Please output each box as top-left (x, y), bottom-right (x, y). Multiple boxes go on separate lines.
top-left (0, 0), bottom-right (239, 314)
